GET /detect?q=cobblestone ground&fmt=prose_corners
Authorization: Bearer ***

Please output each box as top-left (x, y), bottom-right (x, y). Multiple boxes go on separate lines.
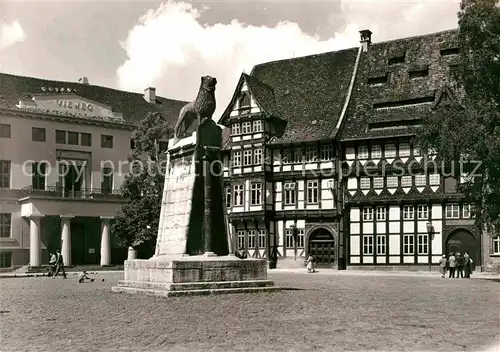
top-left (1, 271), bottom-right (499, 352)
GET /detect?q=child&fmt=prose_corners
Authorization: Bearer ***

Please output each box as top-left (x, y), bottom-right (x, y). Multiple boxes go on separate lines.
top-left (78, 271), bottom-right (94, 283)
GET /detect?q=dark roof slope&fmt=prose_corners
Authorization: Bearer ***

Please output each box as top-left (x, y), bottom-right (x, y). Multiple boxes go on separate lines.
top-left (341, 29), bottom-right (460, 141)
top-left (249, 47), bottom-right (359, 144)
top-left (0, 73), bottom-right (188, 127)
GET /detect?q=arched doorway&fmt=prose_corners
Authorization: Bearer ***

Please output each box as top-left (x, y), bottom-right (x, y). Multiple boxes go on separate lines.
top-left (308, 228), bottom-right (335, 267)
top-left (446, 230), bottom-right (480, 265)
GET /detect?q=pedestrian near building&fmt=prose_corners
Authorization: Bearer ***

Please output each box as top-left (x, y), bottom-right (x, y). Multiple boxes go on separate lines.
top-left (438, 255), bottom-right (447, 278)
top-left (306, 255), bottom-right (316, 273)
top-left (448, 253), bottom-right (456, 278)
top-left (456, 252), bottom-right (465, 278)
top-left (464, 252), bottom-right (472, 278)
top-left (53, 249), bottom-right (67, 279)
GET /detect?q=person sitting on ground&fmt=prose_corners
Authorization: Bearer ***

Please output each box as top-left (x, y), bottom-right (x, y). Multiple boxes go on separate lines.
top-left (78, 271), bottom-right (94, 283)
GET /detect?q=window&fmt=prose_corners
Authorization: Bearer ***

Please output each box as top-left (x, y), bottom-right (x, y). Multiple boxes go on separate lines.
top-left (418, 234), bottom-right (429, 254)
top-left (360, 177), bottom-right (370, 189)
top-left (101, 167), bottom-right (113, 193)
top-left (0, 160), bottom-right (11, 188)
top-left (284, 182), bottom-right (296, 205)
top-left (56, 130), bottom-right (66, 144)
top-left (306, 147), bottom-right (318, 162)
top-left (403, 235), bottom-right (414, 254)
top-left (306, 181), bottom-right (319, 203)
top-left (363, 235), bottom-right (373, 255)
top-left (401, 176), bottom-right (412, 187)
top-left (253, 148), bottom-right (263, 165)
top-left (285, 229), bottom-right (293, 248)
top-left (358, 146), bottom-right (368, 159)
top-left (248, 230), bottom-right (256, 249)
top-left (239, 93), bottom-right (251, 114)
top-left (294, 148), bottom-right (303, 163)
top-left (282, 148), bottom-right (291, 164)
top-left (387, 176), bottom-right (398, 188)
top-left (0, 124), bottom-right (10, 138)
top-left (493, 236), bottom-right (500, 255)
top-left (0, 213), bottom-right (11, 238)
top-left (446, 204), bottom-right (460, 219)
top-left (463, 204), bottom-right (473, 218)
top-left (0, 252), bottom-right (12, 268)
top-left (429, 173), bottom-right (440, 185)
top-left (243, 149), bottom-right (253, 166)
top-left (242, 121), bottom-right (252, 134)
top-left (415, 174), bottom-right (426, 187)
top-left (297, 229), bottom-right (305, 248)
top-left (232, 123), bottom-right (241, 135)
top-left (320, 145), bottom-right (333, 160)
top-left (225, 187), bottom-right (231, 208)
top-left (376, 235), bottom-right (386, 255)
top-left (376, 207), bottom-right (386, 221)
top-left (374, 177), bottom-right (384, 189)
top-left (403, 206), bottom-right (414, 220)
top-left (101, 135), bottom-right (113, 148)
top-left (372, 145), bottom-right (382, 159)
top-left (417, 205), bottom-right (428, 219)
top-left (237, 231), bottom-right (246, 249)
top-left (413, 145), bottom-right (421, 156)
top-left (399, 143), bottom-right (410, 157)
top-left (363, 208), bottom-right (373, 221)
top-left (258, 230), bottom-right (266, 249)
top-left (81, 133), bottom-right (91, 146)
top-left (32, 162), bottom-right (47, 190)
top-left (67, 131), bottom-right (78, 145)
top-left (130, 139), bottom-right (136, 149)
top-left (250, 182), bottom-right (262, 205)
top-left (385, 144), bottom-right (396, 158)
top-left (232, 151), bottom-right (241, 167)
top-left (233, 184), bottom-right (244, 206)
top-left (253, 120), bottom-right (262, 132)
top-left (32, 127), bottom-right (46, 142)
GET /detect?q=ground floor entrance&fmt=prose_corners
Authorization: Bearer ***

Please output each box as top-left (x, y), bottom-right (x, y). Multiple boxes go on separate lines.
top-left (308, 228), bottom-right (336, 267)
top-left (446, 230), bottom-right (480, 265)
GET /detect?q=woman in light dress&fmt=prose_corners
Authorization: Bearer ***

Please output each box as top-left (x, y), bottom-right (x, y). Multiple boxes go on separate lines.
top-left (306, 255), bottom-right (316, 273)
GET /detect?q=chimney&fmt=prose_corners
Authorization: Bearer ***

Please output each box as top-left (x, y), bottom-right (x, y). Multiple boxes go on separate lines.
top-left (78, 77), bottom-right (89, 85)
top-left (359, 29), bottom-right (372, 53)
top-left (144, 87), bottom-right (156, 104)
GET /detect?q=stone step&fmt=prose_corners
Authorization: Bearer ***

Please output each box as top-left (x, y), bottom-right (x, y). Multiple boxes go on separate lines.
top-left (111, 285), bottom-right (281, 297)
top-left (116, 279), bottom-right (275, 291)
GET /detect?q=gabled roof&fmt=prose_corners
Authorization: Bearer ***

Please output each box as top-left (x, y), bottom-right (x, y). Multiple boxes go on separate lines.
top-left (0, 73), bottom-right (188, 127)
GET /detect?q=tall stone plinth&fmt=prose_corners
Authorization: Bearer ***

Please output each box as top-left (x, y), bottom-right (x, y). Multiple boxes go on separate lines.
top-left (112, 119), bottom-right (278, 297)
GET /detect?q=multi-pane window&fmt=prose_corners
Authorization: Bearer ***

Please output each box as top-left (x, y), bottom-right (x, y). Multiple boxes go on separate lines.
top-left (399, 143), bottom-right (410, 157)
top-left (243, 150), bottom-right (252, 166)
top-left (253, 148), bottom-right (263, 164)
top-left (415, 174), bottom-right (426, 187)
top-left (101, 134), bottom-right (113, 148)
top-left (0, 124), bottom-right (11, 138)
top-left (101, 167), bottom-right (113, 193)
top-left (0, 213), bottom-right (11, 238)
top-left (225, 187), bottom-right (231, 208)
top-left (385, 144), bottom-right (396, 158)
top-left (239, 93), bottom-right (251, 112)
top-left (0, 160), bottom-right (11, 188)
top-left (32, 127), bottom-right (46, 142)
top-left (320, 145), bottom-right (333, 161)
top-left (306, 181), bottom-right (319, 203)
top-left (446, 204), bottom-right (460, 219)
top-left (285, 229), bottom-right (294, 248)
top-left (376, 207), bottom-right (386, 221)
top-left (493, 236), bottom-right (500, 255)
top-left (371, 145), bottom-right (382, 159)
top-left (297, 229), bottom-right (305, 248)
top-left (81, 133), bottom-right (92, 146)
top-left (417, 205), bottom-right (428, 219)
top-left (32, 162), bottom-right (47, 190)
top-left (360, 177), bottom-right (370, 189)
top-left (294, 148), bottom-right (303, 163)
top-left (252, 120), bottom-right (262, 132)
top-left (0, 252), bottom-right (12, 268)
top-left (284, 182), bottom-right (296, 205)
top-left (248, 230), bottom-right (256, 249)
top-left (237, 230), bottom-right (246, 249)
top-left (373, 177), bottom-right (384, 188)
top-left (363, 235), bottom-right (373, 255)
top-left (232, 123), bottom-right (241, 135)
top-left (258, 230), bottom-right (266, 249)
top-left (250, 182), bottom-right (262, 205)
top-left (242, 121), bottom-right (252, 134)
top-left (418, 234), bottom-right (429, 254)
top-left (363, 207), bottom-right (373, 221)
top-left (413, 145), bottom-right (421, 156)
top-left (403, 206), bottom-right (414, 220)
top-left (387, 176), bottom-right (398, 188)
top-left (463, 204), bottom-right (473, 218)
top-left (306, 147), bottom-right (318, 162)
top-left (233, 151), bottom-right (241, 167)
top-left (376, 235), bottom-right (386, 255)
top-left (401, 176), bottom-right (412, 187)
top-left (358, 146), bottom-right (369, 159)
top-left (233, 184), bottom-right (244, 206)
top-left (282, 148), bottom-right (291, 164)
top-left (68, 131), bottom-right (79, 145)
top-left (403, 235), bottom-right (414, 254)
top-left (429, 173), bottom-right (440, 185)
top-left (56, 130), bottom-right (66, 144)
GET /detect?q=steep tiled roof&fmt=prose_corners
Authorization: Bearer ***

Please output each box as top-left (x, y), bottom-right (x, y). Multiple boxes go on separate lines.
top-left (341, 29), bottom-right (460, 141)
top-left (0, 73), bottom-right (188, 128)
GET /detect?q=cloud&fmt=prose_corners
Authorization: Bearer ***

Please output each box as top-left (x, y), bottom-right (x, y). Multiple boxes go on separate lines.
top-left (0, 20), bottom-right (25, 50)
top-left (117, 0), bottom-right (460, 120)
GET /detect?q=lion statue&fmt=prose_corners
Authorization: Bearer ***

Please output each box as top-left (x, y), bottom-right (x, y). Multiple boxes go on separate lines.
top-left (174, 75), bottom-right (217, 139)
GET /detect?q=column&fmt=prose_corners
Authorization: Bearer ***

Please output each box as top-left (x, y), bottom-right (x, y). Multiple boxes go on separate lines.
top-left (29, 216), bottom-right (42, 267)
top-left (100, 217), bottom-right (112, 266)
top-left (60, 216), bottom-right (73, 266)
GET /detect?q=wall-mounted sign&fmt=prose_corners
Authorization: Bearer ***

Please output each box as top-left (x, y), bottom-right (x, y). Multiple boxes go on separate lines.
top-left (88, 248), bottom-right (95, 254)
top-left (57, 100), bottom-right (93, 112)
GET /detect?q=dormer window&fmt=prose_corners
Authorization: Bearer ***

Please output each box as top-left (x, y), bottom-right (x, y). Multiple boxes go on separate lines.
top-left (232, 123), bottom-right (241, 135)
top-left (242, 121), bottom-right (251, 134)
top-left (239, 93), bottom-right (251, 115)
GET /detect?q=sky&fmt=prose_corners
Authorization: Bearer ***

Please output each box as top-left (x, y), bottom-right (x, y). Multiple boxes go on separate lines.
top-left (1, 0), bottom-right (461, 119)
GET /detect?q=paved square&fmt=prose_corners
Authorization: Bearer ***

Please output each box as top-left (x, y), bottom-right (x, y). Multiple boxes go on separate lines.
top-left (1, 271), bottom-right (498, 351)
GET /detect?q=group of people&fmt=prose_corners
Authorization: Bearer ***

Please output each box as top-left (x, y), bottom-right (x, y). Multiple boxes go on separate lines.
top-left (48, 250), bottom-right (66, 279)
top-left (438, 252), bottom-right (474, 278)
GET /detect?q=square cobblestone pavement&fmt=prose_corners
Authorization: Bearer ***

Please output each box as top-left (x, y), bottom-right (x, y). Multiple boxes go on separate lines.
top-left (1, 271), bottom-right (499, 352)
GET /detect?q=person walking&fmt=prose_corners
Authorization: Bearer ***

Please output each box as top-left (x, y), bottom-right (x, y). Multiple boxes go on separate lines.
top-left (306, 255), bottom-right (316, 273)
top-left (53, 249), bottom-right (67, 279)
top-left (48, 252), bottom-right (57, 277)
top-left (464, 252), bottom-right (471, 278)
top-left (438, 255), bottom-right (447, 278)
top-left (448, 253), bottom-right (456, 278)
top-left (456, 252), bottom-right (465, 278)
